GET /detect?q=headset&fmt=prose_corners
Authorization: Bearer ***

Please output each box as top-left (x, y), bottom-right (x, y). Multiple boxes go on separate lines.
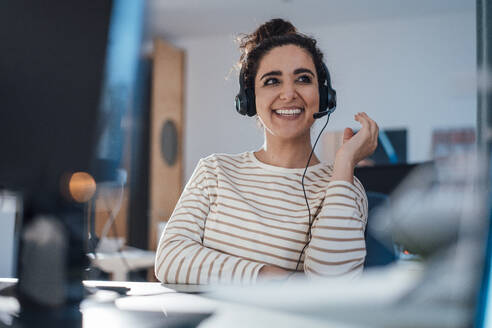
top-left (235, 62), bottom-right (337, 119)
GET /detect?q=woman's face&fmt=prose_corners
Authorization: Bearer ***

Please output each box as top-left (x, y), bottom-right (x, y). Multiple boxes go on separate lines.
top-left (254, 44), bottom-right (319, 142)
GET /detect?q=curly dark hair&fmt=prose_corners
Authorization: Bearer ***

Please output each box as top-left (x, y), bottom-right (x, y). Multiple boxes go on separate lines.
top-left (238, 18), bottom-right (327, 96)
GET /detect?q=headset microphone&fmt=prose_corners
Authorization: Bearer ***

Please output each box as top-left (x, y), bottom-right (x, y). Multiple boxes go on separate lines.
top-left (313, 111), bottom-right (328, 119)
top-left (313, 107), bottom-right (335, 119)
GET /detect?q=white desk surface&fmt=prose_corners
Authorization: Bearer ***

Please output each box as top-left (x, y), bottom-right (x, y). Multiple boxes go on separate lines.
top-left (0, 262), bottom-right (472, 328)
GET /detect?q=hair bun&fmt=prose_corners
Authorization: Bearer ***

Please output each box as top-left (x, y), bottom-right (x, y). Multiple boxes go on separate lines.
top-left (254, 18), bottom-right (297, 43)
top-left (238, 18), bottom-right (297, 62)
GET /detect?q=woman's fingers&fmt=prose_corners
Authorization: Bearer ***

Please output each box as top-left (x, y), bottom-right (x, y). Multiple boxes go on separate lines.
top-left (348, 112), bottom-right (379, 157)
top-left (342, 127), bottom-right (354, 143)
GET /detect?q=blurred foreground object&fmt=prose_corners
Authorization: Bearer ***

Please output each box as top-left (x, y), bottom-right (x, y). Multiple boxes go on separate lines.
top-left (206, 151), bottom-right (489, 328)
top-left (370, 151), bottom-right (488, 320)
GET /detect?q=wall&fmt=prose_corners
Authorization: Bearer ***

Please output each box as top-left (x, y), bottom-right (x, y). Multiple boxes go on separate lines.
top-left (173, 10), bottom-right (476, 182)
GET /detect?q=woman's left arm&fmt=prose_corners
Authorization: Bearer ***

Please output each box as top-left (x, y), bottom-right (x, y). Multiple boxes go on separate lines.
top-left (304, 178), bottom-right (368, 278)
top-left (303, 112), bottom-right (378, 278)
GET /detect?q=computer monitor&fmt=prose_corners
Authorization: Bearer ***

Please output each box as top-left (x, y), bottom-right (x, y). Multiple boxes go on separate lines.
top-left (0, 0), bottom-right (114, 312)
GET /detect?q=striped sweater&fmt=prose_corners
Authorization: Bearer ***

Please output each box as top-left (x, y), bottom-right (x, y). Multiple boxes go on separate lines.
top-left (154, 151), bottom-right (368, 284)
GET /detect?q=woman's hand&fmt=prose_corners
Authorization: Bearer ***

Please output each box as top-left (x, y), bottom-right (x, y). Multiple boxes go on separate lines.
top-left (331, 112), bottom-right (379, 183)
top-left (258, 265), bottom-right (290, 281)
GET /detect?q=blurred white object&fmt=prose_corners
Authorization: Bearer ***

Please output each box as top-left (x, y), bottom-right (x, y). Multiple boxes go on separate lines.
top-left (96, 237), bottom-right (125, 253)
top-left (88, 246), bottom-right (155, 281)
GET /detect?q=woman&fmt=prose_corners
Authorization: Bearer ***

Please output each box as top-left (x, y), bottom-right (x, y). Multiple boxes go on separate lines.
top-left (155, 18), bottom-right (378, 284)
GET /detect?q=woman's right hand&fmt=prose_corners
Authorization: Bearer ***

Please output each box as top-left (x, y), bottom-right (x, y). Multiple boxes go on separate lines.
top-left (331, 112), bottom-right (379, 183)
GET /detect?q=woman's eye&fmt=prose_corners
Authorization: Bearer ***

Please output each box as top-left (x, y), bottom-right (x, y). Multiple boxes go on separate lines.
top-left (297, 75), bottom-right (312, 83)
top-left (263, 77), bottom-right (279, 86)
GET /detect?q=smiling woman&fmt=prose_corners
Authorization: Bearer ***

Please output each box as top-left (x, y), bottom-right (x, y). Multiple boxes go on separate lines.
top-left (154, 18), bottom-right (379, 284)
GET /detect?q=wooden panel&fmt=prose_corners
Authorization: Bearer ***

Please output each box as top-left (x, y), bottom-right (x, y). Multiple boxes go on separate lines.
top-left (148, 39), bottom-right (184, 252)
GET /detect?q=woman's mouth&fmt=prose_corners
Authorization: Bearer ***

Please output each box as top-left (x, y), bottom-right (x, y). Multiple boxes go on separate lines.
top-left (273, 108), bottom-right (304, 119)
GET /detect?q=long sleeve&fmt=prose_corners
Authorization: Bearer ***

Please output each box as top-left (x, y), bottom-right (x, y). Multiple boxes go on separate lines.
top-left (154, 159), bottom-right (265, 284)
top-left (304, 177), bottom-right (368, 279)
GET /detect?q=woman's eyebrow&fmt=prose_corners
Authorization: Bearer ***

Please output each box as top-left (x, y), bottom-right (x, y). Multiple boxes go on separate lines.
top-left (294, 68), bottom-right (315, 76)
top-left (260, 70), bottom-right (281, 80)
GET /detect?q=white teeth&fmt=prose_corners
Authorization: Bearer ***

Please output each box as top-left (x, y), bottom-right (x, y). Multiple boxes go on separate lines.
top-left (274, 108), bottom-right (302, 115)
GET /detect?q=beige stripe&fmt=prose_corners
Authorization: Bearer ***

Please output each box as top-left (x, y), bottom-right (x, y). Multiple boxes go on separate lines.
top-left (250, 263), bottom-right (261, 282)
top-left (355, 198), bottom-right (362, 216)
top-left (326, 193), bottom-right (356, 201)
top-left (218, 256), bottom-right (231, 282)
top-left (168, 219), bottom-right (202, 230)
top-left (175, 257), bottom-right (186, 283)
top-left (180, 198), bottom-right (209, 209)
top-left (297, 173), bottom-right (331, 184)
top-left (240, 262), bottom-right (252, 283)
top-left (157, 240), bottom-right (185, 279)
top-left (310, 171), bottom-right (329, 181)
top-left (205, 236), bottom-right (298, 263)
top-left (207, 218), bottom-right (305, 245)
top-left (165, 242), bottom-right (195, 282)
top-left (309, 245), bottom-right (365, 253)
top-left (207, 253), bottom-right (222, 284)
top-left (172, 211), bottom-right (205, 223)
top-left (320, 167), bottom-right (333, 175)
top-left (314, 221), bottom-right (364, 231)
top-left (219, 185), bottom-right (311, 208)
top-left (203, 163), bottom-right (303, 187)
top-left (200, 244), bottom-right (292, 268)
top-left (211, 157), bottom-right (260, 171)
top-left (157, 237), bottom-right (178, 259)
top-left (313, 225), bottom-right (363, 231)
top-left (201, 164), bottom-right (327, 195)
top-left (175, 205), bottom-right (208, 216)
top-left (197, 251), bottom-right (213, 284)
top-left (207, 225), bottom-right (303, 251)
top-left (215, 193), bottom-right (309, 218)
top-left (317, 215), bottom-right (365, 223)
top-left (327, 183), bottom-right (358, 194)
top-left (165, 226), bottom-right (200, 238)
top-left (230, 259), bottom-right (242, 282)
top-left (186, 247), bottom-right (205, 284)
top-left (186, 167), bottom-right (209, 188)
top-left (219, 154), bottom-right (255, 165)
top-left (161, 233), bottom-right (197, 246)
top-left (217, 202), bottom-right (309, 225)
top-left (323, 202), bottom-right (358, 209)
top-left (215, 209), bottom-right (307, 234)
top-left (352, 178), bottom-right (366, 199)
top-left (308, 256), bottom-right (363, 266)
top-left (311, 235), bottom-right (364, 242)
top-left (220, 177), bottom-right (321, 201)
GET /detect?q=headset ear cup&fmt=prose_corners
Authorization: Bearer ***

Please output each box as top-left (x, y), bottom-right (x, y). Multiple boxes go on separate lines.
top-left (318, 83), bottom-right (329, 112)
top-left (245, 88), bottom-right (256, 117)
top-left (236, 66), bottom-right (256, 117)
top-left (235, 92), bottom-right (248, 116)
top-left (327, 88), bottom-right (337, 110)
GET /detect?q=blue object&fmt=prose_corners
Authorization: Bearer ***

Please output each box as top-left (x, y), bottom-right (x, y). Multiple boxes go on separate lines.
top-left (364, 191), bottom-right (397, 268)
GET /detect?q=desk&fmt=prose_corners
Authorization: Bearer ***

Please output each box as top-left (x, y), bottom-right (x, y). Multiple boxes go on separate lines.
top-left (0, 262), bottom-right (473, 328)
top-left (0, 279), bottom-right (355, 328)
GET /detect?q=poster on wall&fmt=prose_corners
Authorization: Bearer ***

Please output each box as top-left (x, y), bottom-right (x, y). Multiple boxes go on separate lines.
top-left (431, 127), bottom-right (476, 160)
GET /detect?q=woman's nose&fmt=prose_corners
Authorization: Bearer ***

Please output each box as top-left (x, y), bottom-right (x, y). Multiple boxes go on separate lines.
top-left (279, 82), bottom-right (297, 101)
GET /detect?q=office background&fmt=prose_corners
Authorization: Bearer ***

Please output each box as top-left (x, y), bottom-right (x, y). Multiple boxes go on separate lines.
top-left (144, 0), bottom-right (476, 181)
